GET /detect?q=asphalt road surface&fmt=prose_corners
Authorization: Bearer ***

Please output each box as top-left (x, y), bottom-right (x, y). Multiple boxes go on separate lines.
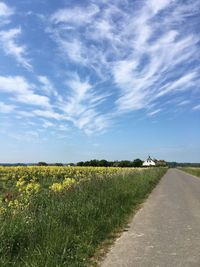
top-left (101, 169), bottom-right (200, 267)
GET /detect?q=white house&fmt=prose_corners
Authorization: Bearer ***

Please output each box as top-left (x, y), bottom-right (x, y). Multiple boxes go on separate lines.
top-left (143, 156), bottom-right (156, 167)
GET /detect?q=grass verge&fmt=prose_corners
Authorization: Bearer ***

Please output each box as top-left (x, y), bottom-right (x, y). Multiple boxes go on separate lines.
top-left (178, 167), bottom-right (200, 178)
top-left (0, 168), bottom-right (167, 267)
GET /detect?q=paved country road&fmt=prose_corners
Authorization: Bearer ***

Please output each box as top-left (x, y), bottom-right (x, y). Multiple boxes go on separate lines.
top-left (100, 169), bottom-right (200, 267)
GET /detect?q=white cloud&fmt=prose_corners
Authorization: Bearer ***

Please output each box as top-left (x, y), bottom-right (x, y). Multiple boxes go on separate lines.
top-left (51, 4), bottom-right (99, 25)
top-left (0, 72), bottom-right (109, 134)
top-left (193, 104), bottom-right (200, 111)
top-left (0, 75), bottom-right (31, 93)
top-left (56, 73), bottom-right (110, 134)
top-left (111, 5), bottom-right (199, 113)
top-left (14, 93), bottom-right (49, 107)
top-left (59, 74), bottom-right (93, 116)
top-left (57, 38), bottom-right (86, 63)
top-left (112, 59), bottom-right (138, 87)
top-left (38, 76), bottom-right (58, 96)
top-left (0, 2), bottom-right (13, 25)
top-left (148, 108), bottom-right (162, 117)
top-left (57, 124), bottom-right (69, 132)
top-left (156, 71), bottom-right (198, 98)
top-left (0, 2), bottom-right (13, 17)
top-left (45, 0), bottom-right (200, 133)
top-left (42, 120), bottom-right (55, 128)
top-left (0, 28), bottom-right (32, 69)
top-left (0, 76), bottom-right (50, 107)
top-left (177, 100), bottom-right (190, 106)
top-left (1, 0), bottom-right (200, 135)
top-left (0, 101), bottom-right (15, 113)
top-left (33, 109), bottom-right (66, 120)
top-left (74, 110), bottom-right (111, 135)
top-left (147, 0), bottom-right (174, 15)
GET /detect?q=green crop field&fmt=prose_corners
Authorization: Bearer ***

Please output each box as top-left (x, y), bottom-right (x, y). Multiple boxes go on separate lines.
top-left (0, 166), bottom-right (167, 267)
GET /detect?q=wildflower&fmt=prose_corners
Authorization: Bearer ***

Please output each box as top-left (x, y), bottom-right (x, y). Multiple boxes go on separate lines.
top-left (50, 178), bottom-right (77, 193)
top-left (0, 206), bottom-right (6, 215)
top-left (63, 178), bottom-right (76, 189)
top-left (50, 183), bottom-right (63, 193)
top-left (25, 183), bottom-right (40, 195)
top-left (16, 180), bottom-right (25, 188)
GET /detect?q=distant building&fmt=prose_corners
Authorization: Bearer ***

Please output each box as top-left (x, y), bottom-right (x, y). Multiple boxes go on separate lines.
top-left (143, 156), bottom-right (156, 167)
top-left (155, 160), bottom-right (167, 167)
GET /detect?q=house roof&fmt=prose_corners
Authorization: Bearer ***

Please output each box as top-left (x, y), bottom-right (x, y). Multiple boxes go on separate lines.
top-left (146, 155), bottom-right (154, 161)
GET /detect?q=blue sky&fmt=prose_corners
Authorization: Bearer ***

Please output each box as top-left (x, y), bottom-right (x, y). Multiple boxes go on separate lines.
top-left (0, 0), bottom-right (200, 163)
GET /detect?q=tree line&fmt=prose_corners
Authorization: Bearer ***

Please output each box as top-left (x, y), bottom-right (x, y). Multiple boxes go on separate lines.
top-left (76, 159), bottom-right (144, 167)
top-left (37, 159), bottom-right (143, 167)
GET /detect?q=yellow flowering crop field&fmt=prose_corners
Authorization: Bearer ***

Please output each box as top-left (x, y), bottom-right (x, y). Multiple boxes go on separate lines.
top-left (0, 166), bottom-right (166, 266)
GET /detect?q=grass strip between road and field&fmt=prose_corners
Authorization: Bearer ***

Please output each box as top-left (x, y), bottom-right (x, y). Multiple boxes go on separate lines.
top-left (0, 168), bottom-right (167, 267)
top-left (178, 167), bottom-right (200, 178)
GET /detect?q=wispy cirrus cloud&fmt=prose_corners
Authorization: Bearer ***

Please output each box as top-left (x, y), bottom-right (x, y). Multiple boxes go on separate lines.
top-left (32, 109), bottom-right (66, 120)
top-left (57, 73), bottom-right (111, 134)
top-left (0, 28), bottom-right (32, 70)
top-left (38, 76), bottom-right (58, 97)
top-left (0, 101), bottom-right (15, 113)
top-left (0, 1), bottom-right (13, 24)
top-left (1, 0), bottom-right (200, 136)
top-left (0, 2), bottom-right (32, 70)
top-left (0, 1), bottom-right (13, 16)
top-left (0, 76), bottom-right (50, 107)
top-left (148, 108), bottom-right (162, 117)
top-left (177, 100), bottom-right (190, 107)
top-left (193, 104), bottom-right (200, 111)
top-left (50, 4), bottom-right (99, 25)
top-left (0, 72), bottom-right (110, 135)
top-left (48, 0), bottom-right (200, 130)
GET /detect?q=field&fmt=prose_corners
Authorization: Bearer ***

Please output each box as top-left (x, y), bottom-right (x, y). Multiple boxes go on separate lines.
top-left (0, 166), bottom-right (167, 267)
top-left (178, 167), bottom-right (200, 178)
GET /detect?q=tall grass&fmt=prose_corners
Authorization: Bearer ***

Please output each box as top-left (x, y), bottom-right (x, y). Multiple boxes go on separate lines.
top-left (0, 168), bottom-right (166, 267)
top-left (178, 167), bottom-right (200, 178)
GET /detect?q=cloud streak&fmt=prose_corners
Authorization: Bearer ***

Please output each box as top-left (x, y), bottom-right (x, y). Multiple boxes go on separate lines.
top-left (0, 101), bottom-right (15, 113)
top-left (48, 0), bottom-right (200, 128)
top-left (0, 1), bottom-right (13, 17)
top-left (0, 28), bottom-right (32, 70)
top-left (0, 76), bottom-right (50, 107)
top-left (0, 0), bottom-right (200, 135)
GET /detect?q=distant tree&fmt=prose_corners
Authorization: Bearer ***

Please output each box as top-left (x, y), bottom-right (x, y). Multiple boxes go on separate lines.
top-left (54, 163), bottom-right (63, 166)
top-left (133, 158), bottom-right (143, 167)
top-left (38, 162), bottom-right (48, 166)
top-left (118, 160), bottom-right (132, 167)
top-left (90, 159), bottom-right (99, 166)
top-left (156, 160), bottom-right (167, 167)
top-left (84, 161), bottom-right (90, 166)
top-left (69, 163), bottom-right (75, 166)
top-left (99, 159), bottom-right (109, 167)
top-left (167, 162), bottom-right (177, 168)
top-left (77, 159), bottom-right (110, 167)
top-left (77, 161), bottom-right (84, 166)
top-left (112, 161), bottom-right (120, 167)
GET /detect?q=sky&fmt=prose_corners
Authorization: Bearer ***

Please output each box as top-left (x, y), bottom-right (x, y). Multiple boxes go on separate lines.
top-left (0, 0), bottom-right (200, 163)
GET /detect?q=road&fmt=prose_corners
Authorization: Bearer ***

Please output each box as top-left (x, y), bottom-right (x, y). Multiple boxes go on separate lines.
top-left (100, 169), bottom-right (200, 267)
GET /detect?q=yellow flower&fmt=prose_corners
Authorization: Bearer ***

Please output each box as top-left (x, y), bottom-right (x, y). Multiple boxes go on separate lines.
top-left (25, 183), bottom-right (40, 195)
top-left (50, 178), bottom-right (77, 193)
top-left (0, 206), bottom-right (6, 215)
top-left (50, 183), bottom-right (63, 193)
top-left (63, 178), bottom-right (76, 189)
top-left (16, 180), bottom-right (25, 188)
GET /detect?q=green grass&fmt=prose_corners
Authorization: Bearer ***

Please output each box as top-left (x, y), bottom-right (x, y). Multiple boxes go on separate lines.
top-left (0, 168), bottom-right (167, 267)
top-left (178, 167), bottom-right (200, 178)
